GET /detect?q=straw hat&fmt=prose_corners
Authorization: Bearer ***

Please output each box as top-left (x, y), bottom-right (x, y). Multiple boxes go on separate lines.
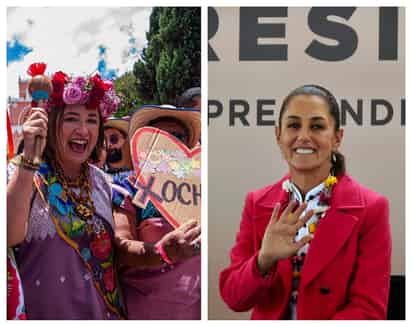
top-left (129, 105), bottom-right (201, 149)
top-left (104, 116), bottom-right (130, 136)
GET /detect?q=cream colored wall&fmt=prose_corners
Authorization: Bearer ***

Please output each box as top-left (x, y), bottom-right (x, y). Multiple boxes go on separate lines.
top-left (208, 7), bottom-right (405, 320)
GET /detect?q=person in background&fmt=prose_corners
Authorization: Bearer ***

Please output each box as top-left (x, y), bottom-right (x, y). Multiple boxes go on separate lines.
top-left (112, 105), bottom-right (202, 319)
top-left (177, 87), bottom-right (201, 110)
top-left (104, 116), bottom-right (133, 177)
top-left (219, 85), bottom-right (391, 320)
top-left (89, 139), bottom-right (107, 170)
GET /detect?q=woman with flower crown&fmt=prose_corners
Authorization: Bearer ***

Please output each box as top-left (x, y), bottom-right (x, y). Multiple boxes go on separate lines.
top-left (7, 64), bottom-right (127, 319)
top-left (7, 64), bottom-right (203, 320)
top-left (219, 85), bottom-right (391, 320)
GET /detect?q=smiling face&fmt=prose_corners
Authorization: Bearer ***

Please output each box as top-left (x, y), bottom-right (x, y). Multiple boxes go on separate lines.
top-left (56, 104), bottom-right (100, 172)
top-left (276, 94), bottom-right (343, 177)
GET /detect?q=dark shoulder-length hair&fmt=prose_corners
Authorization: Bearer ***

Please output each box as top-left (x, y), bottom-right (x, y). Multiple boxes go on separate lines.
top-left (43, 105), bottom-right (105, 165)
top-left (277, 84), bottom-right (345, 177)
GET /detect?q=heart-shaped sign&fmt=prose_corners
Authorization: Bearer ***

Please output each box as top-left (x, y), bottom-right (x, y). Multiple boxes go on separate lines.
top-left (130, 126), bottom-right (201, 228)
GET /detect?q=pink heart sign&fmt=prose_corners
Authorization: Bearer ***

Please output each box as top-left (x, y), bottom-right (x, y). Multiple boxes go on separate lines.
top-left (130, 127), bottom-right (201, 228)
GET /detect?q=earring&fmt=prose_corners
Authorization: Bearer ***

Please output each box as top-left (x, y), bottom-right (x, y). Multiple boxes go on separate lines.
top-left (331, 152), bottom-right (337, 164)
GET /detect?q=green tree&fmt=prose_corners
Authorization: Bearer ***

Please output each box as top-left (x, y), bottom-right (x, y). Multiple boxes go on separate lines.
top-left (134, 7), bottom-right (200, 104)
top-left (113, 71), bottom-right (140, 117)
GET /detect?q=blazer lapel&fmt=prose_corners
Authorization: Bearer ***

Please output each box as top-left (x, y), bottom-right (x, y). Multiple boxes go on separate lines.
top-left (254, 177), bottom-right (290, 240)
top-left (300, 175), bottom-right (365, 287)
top-left (300, 209), bottom-right (359, 287)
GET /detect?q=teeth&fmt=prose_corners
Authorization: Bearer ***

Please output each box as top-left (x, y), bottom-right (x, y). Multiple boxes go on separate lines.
top-left (295, 148), bottom-right (314, 154)
top-left (71, 140), bottom-right (87, 145)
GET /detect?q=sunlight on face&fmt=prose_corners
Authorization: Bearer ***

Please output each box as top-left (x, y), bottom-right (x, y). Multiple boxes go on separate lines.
top-left (57, 104), bottom-right (100, 171)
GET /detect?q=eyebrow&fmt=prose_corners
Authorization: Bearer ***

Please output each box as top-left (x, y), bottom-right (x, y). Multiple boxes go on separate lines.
top-left (64, 112), bottom-right (80, 117)
top-left (285, 115), bottom-right (327, 121)
top-left (64, 112), bottom-right (98, 118)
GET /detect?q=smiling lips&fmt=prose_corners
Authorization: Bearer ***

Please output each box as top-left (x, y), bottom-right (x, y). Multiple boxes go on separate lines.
top-left (69, 139), bottom-right (88, 153)
top-left (295, 148), bottom-right (315, 154)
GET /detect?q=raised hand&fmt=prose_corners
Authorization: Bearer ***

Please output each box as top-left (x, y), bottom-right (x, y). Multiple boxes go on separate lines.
top-left (257, 200), bottom-right (314, 275)
top-left (160, 219), bottom-right (201, 263)
top-left (22, 107), bottom-right (48, 161)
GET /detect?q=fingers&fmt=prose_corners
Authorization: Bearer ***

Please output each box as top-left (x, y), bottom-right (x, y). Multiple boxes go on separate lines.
top-left (177, 219), bottom-right (198, 233)
top-left (287, 202), bottom-right (308, 225)
top-left (278, 200), bottom-right (298, 223)
top-left (23, 126), bottom-right (48, 139)
top-left (265, 203), bottom-right (280, 230)
top-left (26, 108), bottom-right (48, 125)
top-left (30, 107), bottom-right (48, 117)
top-left (294, 235), bottom-right (313, 251)
top-left (23, 109), bottom-right (48, 140)
top-left (295, 209), bottom-right (315, 230)
top-left (184, 225), bottom-right (201, 243)
top-left (279, 200), bottom-right (309, 225)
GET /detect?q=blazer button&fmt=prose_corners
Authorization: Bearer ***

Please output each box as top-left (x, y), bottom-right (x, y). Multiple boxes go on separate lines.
top-left (320, 287), bottom-right (330, 294)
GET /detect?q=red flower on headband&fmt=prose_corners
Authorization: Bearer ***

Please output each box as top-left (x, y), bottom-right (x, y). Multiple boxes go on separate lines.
top-left (52, 71), bottom-right (68, 92)
top-left (27, 62), bottom-right (47, 77)
top-left (49, 71), bottom-right (69, 108)
top-left (103, 80), bottom-right (113, 91)
top-left (86, 74), bottom-right (106, 109)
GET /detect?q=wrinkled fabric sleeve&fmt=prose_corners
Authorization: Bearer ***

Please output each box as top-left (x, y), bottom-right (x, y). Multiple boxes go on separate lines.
top-left (219, 192), bottom-right (279, 312)
top-left (332, 195), bottom-right (391, 320)
top-left (111, 174), bottom-right (137, 215)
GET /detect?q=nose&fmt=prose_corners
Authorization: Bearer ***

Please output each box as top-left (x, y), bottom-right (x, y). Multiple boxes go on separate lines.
top-left (107, 142), bottom-right (115, 150)
top-left (297, 127), bottom-right (311, 142)
top-left (76, 120), bottom-right (89, 136)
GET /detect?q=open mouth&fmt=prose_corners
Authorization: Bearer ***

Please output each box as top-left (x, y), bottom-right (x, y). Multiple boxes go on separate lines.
top-left (294, 148), bottom-right (315, 154)
top-left (69, 139), bottom-right (88, 153)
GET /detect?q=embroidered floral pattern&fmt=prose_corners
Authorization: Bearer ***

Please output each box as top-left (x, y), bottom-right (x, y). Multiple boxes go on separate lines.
top-left (26, 199), bottom-right (56, 242)
top-left (139, 149), bottom-right (200, 179)
top-left (35, 162), bottom-right (125, 319)
top-left (90, 231), bottom-right (112, 261)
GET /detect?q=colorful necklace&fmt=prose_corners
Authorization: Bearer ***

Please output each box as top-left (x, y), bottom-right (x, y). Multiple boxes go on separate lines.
top-left (53, 161), bottom-right (95, 220)
top-left (282, 175), bottom-right (337, 219)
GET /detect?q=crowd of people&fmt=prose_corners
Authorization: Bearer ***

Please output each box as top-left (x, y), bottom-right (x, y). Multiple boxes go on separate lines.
top-left (7, 64), bottom-right (201, 320)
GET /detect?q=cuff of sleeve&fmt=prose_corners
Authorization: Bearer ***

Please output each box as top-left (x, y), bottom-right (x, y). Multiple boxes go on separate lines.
top-left (251, 252), bottom-right (277, 285)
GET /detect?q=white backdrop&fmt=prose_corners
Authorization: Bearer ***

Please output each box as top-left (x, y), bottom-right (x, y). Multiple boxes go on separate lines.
top-left (208, 7), bottom-right (405, 319)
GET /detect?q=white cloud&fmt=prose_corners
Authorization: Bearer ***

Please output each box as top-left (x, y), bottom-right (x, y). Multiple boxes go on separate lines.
top-left (7, 7), bottom-right (152, 98)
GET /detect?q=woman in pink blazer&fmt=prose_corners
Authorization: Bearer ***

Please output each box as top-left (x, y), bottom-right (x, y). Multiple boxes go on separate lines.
top-left (219, 85), bottom-right (391, 320)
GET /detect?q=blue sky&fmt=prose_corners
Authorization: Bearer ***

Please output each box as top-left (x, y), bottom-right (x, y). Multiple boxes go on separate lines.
top-left (7, 7), bottom-right (152, 98)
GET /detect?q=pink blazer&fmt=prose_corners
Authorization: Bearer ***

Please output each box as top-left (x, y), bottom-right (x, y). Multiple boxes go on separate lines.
top-left (220, 175), bottom-right (392, 320)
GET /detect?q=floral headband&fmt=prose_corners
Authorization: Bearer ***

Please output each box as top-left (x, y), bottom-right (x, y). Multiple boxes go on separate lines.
top-left (47, 70), bottom-right (120, 119)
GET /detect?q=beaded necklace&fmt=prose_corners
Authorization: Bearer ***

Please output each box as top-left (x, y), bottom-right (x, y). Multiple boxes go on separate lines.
top-left (53, 161), bottom-right (95, 220)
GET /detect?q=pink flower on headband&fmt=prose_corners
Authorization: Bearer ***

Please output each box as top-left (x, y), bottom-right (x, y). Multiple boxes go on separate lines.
top-left (63, 84), bottom-right (83, 104)
top-left (100, 88), bottom-right (120, 117)
top-left (72, 76), bottom-right (87, 89)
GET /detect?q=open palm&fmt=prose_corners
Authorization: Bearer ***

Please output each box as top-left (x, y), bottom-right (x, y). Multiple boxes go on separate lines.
top-left (257, 200), bottom-right (314, 274)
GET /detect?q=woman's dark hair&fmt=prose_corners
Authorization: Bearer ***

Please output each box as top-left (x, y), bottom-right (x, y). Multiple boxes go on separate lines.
top-left (278, 84), bottom-right (345, 176)
top-left (43, 105), bottom-right (105, 165)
